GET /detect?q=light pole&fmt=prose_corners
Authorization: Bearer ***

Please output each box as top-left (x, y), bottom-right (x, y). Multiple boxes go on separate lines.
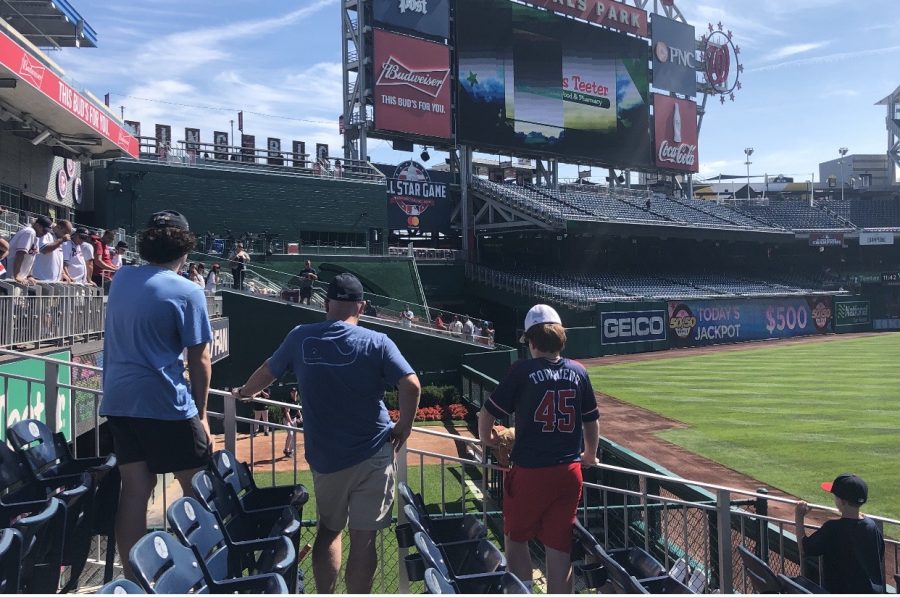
top-left (744, 148), bottom-right (754, 200)
top-left (838, 147), bottom-right (848, 201)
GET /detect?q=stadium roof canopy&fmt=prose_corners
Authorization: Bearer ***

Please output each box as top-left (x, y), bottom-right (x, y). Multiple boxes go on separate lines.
top-left (876, 85), bottom-right (900, 106)
top-left (0, 0), bottom-right (97, 48)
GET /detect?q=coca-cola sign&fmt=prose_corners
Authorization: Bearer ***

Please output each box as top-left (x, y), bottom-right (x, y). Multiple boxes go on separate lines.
top-left (653, 94), bottom-right (699, 173)
top-left (373, 29), bottom-right (451, 140)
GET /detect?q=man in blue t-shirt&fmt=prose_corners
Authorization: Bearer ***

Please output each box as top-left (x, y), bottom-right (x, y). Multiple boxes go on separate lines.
top-left (233, 273), bottom-right (421, 593)
top-left (100, 210), bottom-right (213, 581)
top-left (479, 304), bottom-right (600, 594)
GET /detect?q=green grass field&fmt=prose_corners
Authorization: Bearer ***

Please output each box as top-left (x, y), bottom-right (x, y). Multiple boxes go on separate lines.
top-left (587, 334), bottom-right (900, 520)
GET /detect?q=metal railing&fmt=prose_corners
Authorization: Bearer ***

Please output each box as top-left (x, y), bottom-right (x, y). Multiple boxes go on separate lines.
top-left (0, 283), bottom-right (104, 348)
top-left (0, 349), bottom-right (899, 593)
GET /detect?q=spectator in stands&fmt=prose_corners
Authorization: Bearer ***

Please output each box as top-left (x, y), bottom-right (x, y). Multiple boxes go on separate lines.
top-left (230, 242), bottom-right (250, 290)
top-left (62, 228), bottom-right (94, 285)
top-left (231, 273), bottom-right (421, 593)
top-left (252, 388), bottom-right (270, 437)
top-left (478, 304), bottom-right (600, 594)
top-left (0, 236), bottom-right (8, 279)
top-left (9, 215), bottom-right (52, 284)
top-left (110, 241), bottom-right (128, 268)
top-left (298, 259), bottom-right (318, 305)
top-left (480, 321), bottom-right (495, 346)
top-left (401, 305), bottom-right (414, 328)
top-left (334, 159), bottom-right (343, 179)
top-left (205, 262), bottom-right (220, 293)
top-left (282, 386), bottom-right (302, 457)
top-left (90, 229), bottom-right (117, 286)
top-left (33, 219), bottom-right (73, 282)
top-left (795, 474), bottom-right (884, 593)
top-left (433, 312), bottom-right (447, 331)
top-left (363, 300), bottom-right (377, 317)
top-left (463, 316), bottom-right (476, 341)
top-left (100, 210), bottom-right (213, 581)
top-left (189, 263), bottom-right (205, 287)
top-left (449, 315), bottom-right (463, 337)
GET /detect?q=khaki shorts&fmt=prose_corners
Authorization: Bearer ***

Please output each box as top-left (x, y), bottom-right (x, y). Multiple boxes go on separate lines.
top-left (312, 442), bottom-right (396, 532)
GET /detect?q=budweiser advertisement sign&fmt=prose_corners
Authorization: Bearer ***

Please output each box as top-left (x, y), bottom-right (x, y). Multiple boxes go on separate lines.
top-left (0, 30), bottom-right (138, 157)
top-left (374, 29), bottom-right (451, 140)
top-left (526, 0), bottom-right (647, 37)
top-left (653, 94), bottom-right (698, 173)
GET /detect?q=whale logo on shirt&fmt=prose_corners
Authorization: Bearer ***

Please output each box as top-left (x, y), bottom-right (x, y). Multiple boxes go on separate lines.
top-left (302, 337), bottom-right (358, 367)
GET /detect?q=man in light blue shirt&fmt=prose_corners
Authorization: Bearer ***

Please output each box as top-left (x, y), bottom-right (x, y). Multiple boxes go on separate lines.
top-left (234, 273), bottom-right (420, 593)
top-left (100, 210), bottom-right (213, 580)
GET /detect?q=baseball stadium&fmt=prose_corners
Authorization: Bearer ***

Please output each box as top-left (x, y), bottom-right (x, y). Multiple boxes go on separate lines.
top-left (0, 0), bottom-right (895, 594)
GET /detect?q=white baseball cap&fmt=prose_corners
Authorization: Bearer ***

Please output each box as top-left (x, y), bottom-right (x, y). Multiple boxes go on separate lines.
top-left (519, 304), bottom-right (562, 343)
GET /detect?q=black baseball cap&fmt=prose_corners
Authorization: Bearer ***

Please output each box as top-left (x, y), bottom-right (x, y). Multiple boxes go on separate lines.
top-left (821, 473), bottom-right (868, 505)
top-left (327, 273), bottom-right (364, 302)
top-left (115, 241), bottom-right (128, 248)
top-left (147, 210), bottom-right (190, 231)
top-left (35, 215), bottom-right (52, 229)
top-left (74, 227), bottom-right (89, 237)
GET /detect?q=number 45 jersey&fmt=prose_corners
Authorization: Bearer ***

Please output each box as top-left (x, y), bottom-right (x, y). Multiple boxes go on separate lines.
top-left (485, 357), bottom-right (599, 468)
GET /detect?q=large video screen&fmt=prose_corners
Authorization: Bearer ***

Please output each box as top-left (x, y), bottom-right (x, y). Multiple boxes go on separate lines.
top-left (456, 0), bottom-right (652, 167)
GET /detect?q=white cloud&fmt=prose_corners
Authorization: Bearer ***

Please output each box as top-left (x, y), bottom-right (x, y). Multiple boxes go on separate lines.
top-left (764, 41), bottom-right (829, 62)
top-left (748, 45), bottom-right (900, 73)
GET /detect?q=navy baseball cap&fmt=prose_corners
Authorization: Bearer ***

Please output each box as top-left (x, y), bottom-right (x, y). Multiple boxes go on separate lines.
top-left (821, 473), bottom-right (868, 505)
top-left (74, 227), bottom-right (89, 237)
top-left (327, 273), bottom-right (364, 302)
top-left (35, 215), bottom-right (52, 229)
top-left (147, 210), bottom-right (190, 231)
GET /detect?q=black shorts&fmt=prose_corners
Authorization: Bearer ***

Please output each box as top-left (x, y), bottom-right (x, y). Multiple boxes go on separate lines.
top-left (106, 416), bottom-right (211, 474)
top-left (299, 287), bottom-right (312, 298)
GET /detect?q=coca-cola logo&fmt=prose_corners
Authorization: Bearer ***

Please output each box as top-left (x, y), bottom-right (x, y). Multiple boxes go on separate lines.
top-left (19, 54), bottom-right (46, 88)
top-left (658, 140), bottom-right (697, 166)
top-left (398, 0), bottom-right (427, 14)
top-left (376, 57), bottom-right (449, 98)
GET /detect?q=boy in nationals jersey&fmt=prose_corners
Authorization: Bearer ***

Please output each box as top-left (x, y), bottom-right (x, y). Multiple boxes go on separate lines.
top-left (478, 304), bottom-right (600, 594)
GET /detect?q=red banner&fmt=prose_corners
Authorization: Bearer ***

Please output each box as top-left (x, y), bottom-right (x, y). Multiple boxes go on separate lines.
top-left (653, 94), bottom-right (698, 173)
top-left (0, 30), bottom-right (138, 157)
top-left (527, 0), bottom-right (647, 37)
top-left (374, 29), bottom-right (451, 140)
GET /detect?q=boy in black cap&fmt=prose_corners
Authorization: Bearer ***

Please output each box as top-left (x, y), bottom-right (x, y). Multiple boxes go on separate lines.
top-left (795, 473), bottom-right (885, 593)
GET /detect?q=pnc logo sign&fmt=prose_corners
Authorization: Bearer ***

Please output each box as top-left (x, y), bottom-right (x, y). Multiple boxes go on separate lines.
top-left (654, 40), bottom-right (696, 68)
top-left (601, 311), bottom-right (667, 345)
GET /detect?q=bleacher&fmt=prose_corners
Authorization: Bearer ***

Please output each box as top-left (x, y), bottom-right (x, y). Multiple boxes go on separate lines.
top-left (820, 198), bottom-right (900, 230)
top-left (468, 264), bottom-right (830, 308)
top-left (728, 199), bottom-right (851, 230)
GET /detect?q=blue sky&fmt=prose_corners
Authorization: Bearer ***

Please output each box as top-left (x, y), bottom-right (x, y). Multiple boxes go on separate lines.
top-left (52, 0), bottom-right (900, 183)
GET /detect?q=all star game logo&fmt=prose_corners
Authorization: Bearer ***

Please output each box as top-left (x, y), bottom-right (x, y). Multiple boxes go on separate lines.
top-left (387, 160), bottom-right (447, 229)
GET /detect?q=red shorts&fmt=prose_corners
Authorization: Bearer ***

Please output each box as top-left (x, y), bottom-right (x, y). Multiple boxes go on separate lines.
top-left (503, 462), bottom-right (582, 553)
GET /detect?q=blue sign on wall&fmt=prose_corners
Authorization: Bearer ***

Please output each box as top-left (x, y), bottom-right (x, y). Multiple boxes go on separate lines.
top-left (600, 310), bottom-right (667, 345)
top-left (667, 297), bottom-right (833, 347)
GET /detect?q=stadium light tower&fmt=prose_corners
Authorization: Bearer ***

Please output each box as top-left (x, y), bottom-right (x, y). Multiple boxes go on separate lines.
top-left (838, 147), bottom-right (849, 201)
top-left (744, 147), bottom-right (754, 200)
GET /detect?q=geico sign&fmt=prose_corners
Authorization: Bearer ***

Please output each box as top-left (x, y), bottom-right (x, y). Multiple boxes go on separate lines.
top-left (601, 311), bottom-right (667, 344)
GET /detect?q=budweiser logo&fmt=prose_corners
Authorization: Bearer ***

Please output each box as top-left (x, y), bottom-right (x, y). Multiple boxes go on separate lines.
top-left (376, 57), bottom-right (449, 98)
top-left (19, 54), bottom-right (46, 87)
top-left (398, 0), bottom-right (427, 14)
top-left (658, 140), bottom-right (697, 167)
top-left (116, 130), bottom-right (132, 151)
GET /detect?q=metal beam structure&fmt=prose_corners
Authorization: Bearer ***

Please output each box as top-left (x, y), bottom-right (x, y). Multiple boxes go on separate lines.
top-left (877, 86), bottom-right (900, 186)
top-left (341, 0), bottom-right (369, 162)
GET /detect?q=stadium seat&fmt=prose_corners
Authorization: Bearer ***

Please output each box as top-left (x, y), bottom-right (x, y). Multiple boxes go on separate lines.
top-left (0, 495), bottom-right (65, 593)
top-left (0, 528), bottom-right (22, 593)
top-left (687, 568), bottom-right (707, 593)
top-left (737, 544), bottom-right (783, 593)
top-left (97, 578), bottom-right (145, 594)
top-left (6, 418), bottom-right (120, 585)
top-left (777, 573), bottom-right (826, 594)
top-left (210, 449), bottom-right (308, 512)
top-left (0, 439), bottom-right (95, 592)
top-left (129, 531), bottom-right (288, 594)
top-left (191, 470), bottom-right (301, 549)
top-left (166, 497), bottom-right (299, 592)
top-left (413, 531), bottom-right (509, 592)
top-left (400, 503), bottom-right (486, 545)
top-left (668, 557), bottom-right (688, 583)
top-left (608, 546), bottom-right (667, 579)
top-left (424, 566), bottom-right (531, 594)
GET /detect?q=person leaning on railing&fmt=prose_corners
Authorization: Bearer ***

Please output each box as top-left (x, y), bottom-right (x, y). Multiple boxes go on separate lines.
top-left (98, 210), bottom-right (214, 581)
